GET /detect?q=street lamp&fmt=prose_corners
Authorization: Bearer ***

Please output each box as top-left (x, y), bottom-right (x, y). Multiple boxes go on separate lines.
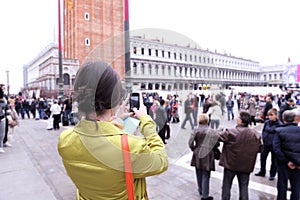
top-left (5, 70), bottom-right (9, 96)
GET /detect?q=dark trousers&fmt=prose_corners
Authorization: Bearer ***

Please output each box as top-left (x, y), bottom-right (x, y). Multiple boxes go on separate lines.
top-left (181, 112), bottom-right (194, 129)
top-left (21, 108), bottom-right (30, 119)
top-left (165, 123), bottom-right (170, 139)
top-left (53, 114), bottom-right (60, 130)
top-left (195, 168), bottom-right (211, 198)
top-left (3, 118), bottom-right (8, 144)
top-left (222, 168), bottom-right (250, 200)
top-left (192, 109), bottom-right (198, 126)
top-left (260, 144), bottom-right (277, 177)
top-left (276, 162), bottom-right (300, 200)
top-left (30, 109), bottom-right (36, 119)
top-left (249, 116), bottom-right (256, 126)
top-left (158, 124), bottom-right (166, 144)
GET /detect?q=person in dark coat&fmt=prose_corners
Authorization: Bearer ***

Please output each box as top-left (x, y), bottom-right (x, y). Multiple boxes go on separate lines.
top-left (278, 98), bottom-right (295, 122)
top-left (30, 98), bottom-right (37, 119)
top-left (188, 113), bottom-right (219, 200)
top-left (181, 95), bottom-right (194, 129)
top-left (273, 110), bottom-right (300, 200)
top-left (263, 96), bottom-right (273, 121)
top-left (255, 108), bottom-right (282, 180)
top-left (219, 111), bottom-right (262, 200)
top-left (155, 99), bottom-right (167, 144)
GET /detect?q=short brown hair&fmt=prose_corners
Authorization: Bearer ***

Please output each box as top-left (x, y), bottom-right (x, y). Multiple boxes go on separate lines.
top-left (198, 114), bottom-right (209, 125)
top-left (267, 108), bottom-right (277, 116)
top-left (239, 111), bottom-right (251, 125)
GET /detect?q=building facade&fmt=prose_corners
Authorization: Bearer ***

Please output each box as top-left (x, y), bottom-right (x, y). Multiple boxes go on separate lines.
top-left (24, 43), bottom-right (79, 98)
top-left (260, 65), bottom-right (284, 87)
top-left (129, 36), bottom-right (263, 92)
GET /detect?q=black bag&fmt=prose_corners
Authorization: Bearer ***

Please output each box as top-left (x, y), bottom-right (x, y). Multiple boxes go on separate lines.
top-left (213, 146), bottom-right (221, 160)
top-left (62, 115), bottom-right (69, 126)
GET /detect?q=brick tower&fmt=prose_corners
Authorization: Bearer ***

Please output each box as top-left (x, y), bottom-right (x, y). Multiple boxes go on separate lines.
top-left (63, 0), bottom-right (125, 78)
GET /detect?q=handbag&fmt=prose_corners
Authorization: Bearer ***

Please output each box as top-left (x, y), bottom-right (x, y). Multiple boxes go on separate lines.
top-left (213, 145), bottom-right (221, 160)
top-left (121, 134), bottom-right (135, 200)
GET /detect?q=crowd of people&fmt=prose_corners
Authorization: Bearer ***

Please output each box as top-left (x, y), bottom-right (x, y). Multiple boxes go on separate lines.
top-left (0, 83), bottom-right (79, 153)
top-left (1, 63), bottom-right (300, 199)
top-left (186, 90), bottom-right (300, 200)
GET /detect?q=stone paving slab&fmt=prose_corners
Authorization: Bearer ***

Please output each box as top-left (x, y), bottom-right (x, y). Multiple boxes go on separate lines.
top-left (0, 111), bottom-right (284, 200)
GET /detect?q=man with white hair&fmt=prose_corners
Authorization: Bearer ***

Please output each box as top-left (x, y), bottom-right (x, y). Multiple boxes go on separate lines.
top-left (273, 110), bottom-right (300, 200)
top-left (293, 108), bottom-right (300, 125)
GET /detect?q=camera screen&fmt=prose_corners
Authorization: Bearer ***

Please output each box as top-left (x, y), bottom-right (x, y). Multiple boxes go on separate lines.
top-left (130, 95), bottom-right (139, 109)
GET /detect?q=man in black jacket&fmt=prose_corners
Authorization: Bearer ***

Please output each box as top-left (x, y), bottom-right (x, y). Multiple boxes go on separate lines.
top-left (273, 110), bottom-right (300, 200)
top-left (278, 98), bottom-right (294, 122)
top-left (263, 96), bottom-right (273, 121)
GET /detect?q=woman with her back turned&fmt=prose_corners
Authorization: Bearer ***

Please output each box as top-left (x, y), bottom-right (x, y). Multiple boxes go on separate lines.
top-left (188, 113), bottom-right (219, 200)
top-left (58, 61), bottom-right (168, 200)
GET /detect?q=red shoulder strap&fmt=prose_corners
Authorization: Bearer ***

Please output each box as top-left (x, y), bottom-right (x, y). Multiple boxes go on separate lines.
top-left (121, 134), bottom-right (135, 200)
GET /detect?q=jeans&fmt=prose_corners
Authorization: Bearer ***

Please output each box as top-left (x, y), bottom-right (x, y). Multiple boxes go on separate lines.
top-left (39, 108), bottom-right (44, 119)
top-left (64, 109), bottom-right (72, 122)
top-left (259, 144), bottom-right (277, 177)
top-left (195, 168), bottom-right (211, 198)
top-left (210, 119), bottom-right (220, 129)
top-left (0, 119), bottom-right (5, 148)
top-left (276, 162), bottom-right (300, 200)
top-left (222, 168), bottom-right (250, 200)
top-left (227, 107), bottom-right (234, 120)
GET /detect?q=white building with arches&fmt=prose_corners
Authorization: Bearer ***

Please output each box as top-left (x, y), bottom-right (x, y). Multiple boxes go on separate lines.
top-left (128, 36), bottom-right (263, 92)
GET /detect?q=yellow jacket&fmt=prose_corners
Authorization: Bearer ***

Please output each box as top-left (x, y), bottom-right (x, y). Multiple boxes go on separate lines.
top-left (58, 115), bottom-right (168, 200)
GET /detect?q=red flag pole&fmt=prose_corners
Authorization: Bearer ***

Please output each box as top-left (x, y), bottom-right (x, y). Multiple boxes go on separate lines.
top-left (124, 0), bottom-right (131, 93)
top-left (58, 0), bottom-right (64, 97)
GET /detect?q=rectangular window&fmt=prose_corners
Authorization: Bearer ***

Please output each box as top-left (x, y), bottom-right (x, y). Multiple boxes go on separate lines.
top-left (155, 49), bottom-right (158, 57)
top-left (148, 49), bottom-right (151, 56)
top-left (133, 47), bottom-right (137, 54)
top-left (141, 63), bottom-right (145, 74)
top-left (141, 48), bottom-right (144, 55)
top-left (84, 12), bottom-right (90, 21)
top-left (85, 38), bottom-right (90, 46)
top-left (168, 51), bottom-right (171, 58)
top-left (162, 51), bottom-right (165, 57)
top-left (148, 64), bottom-right (152, 75)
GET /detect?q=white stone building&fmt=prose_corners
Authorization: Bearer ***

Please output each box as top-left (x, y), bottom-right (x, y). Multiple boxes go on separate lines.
top-left (24, 43), bottom-right (79, 98)
top-left (24, 37), bottom-right (289, 98)
top-left (129, 36), bottom-right (263, 92)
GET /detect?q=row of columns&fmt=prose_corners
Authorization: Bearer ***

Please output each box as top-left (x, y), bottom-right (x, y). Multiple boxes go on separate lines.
top-left (132, 62), bottom-right (260, 81)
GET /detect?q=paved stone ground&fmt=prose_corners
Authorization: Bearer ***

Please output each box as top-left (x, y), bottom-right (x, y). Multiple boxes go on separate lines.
top-left (0, 108), bottom-right (285, 200)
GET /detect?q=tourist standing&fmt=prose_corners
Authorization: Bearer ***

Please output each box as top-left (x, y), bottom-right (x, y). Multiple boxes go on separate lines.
top-left (189, 113), bottom-right (219, 200)
top-left (273, 110), bottom-right (300, 200)
top-left (219, 111), bottom-right (262, 200)
top-left (255, 108), bottom-right (282, 180)
top-left (181, 95), bottom-right (194, 129)
top-left (50, 100), bottom-right (61, 130)
top-left (226, 96), bottom-right (234, 121)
